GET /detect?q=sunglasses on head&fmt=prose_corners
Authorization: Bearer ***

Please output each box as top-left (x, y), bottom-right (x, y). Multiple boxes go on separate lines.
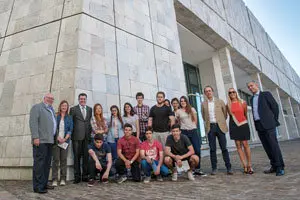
top-left (228, 91), bottom-right (236, 94)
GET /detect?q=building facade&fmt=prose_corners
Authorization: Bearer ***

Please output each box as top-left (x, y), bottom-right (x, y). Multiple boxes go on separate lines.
top-left (0, 0), bottom-right (299, 180)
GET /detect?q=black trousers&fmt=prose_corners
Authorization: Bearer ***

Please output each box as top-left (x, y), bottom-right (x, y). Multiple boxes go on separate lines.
top-left (72, 139), bottom-right (89, 180)
top-left (88, 159), bottom-right (107, 180)
top-left (207, 123), bottom-right (231, 170)
top-left (32, 143), bottom-right (52, 191)
top-left (115, 158), bottom-right (141, 181)
top-left (255, 121), bottom-right (285, 171)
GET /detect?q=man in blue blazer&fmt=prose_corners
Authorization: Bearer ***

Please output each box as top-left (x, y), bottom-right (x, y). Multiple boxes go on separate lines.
top-left (247, 81), bottom-right (285, 176)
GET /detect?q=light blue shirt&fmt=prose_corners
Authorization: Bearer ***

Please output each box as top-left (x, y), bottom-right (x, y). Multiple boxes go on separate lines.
top-left (253, 91), bottom-right (260, 121)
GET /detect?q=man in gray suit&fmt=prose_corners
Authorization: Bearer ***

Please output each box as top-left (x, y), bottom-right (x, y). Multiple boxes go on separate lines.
top-left (70, 93), bottom-right (93, 183)
top-left (29, 93), bottom-right (57, 193)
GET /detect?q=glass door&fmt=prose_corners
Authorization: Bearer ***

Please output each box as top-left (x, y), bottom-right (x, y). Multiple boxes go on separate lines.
top-left (184, 62), bottom-right (207, 144)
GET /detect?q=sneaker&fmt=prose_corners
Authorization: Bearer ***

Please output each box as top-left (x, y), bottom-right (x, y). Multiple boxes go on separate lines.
top-left (143, 176), bottom-right (151, 183)
top-left (52, 180), bottom-right (58, 187)
top-left (87, 179), bottom-right (96, 187)
top-left (211, 169), bottom-right (217, 175)
top-left (172, 172), bottom-right (178, 181)
top-left (227, 169), bottom-right (234, 175)
top-left (194, 169), bottom-right (207, 177)
top-left (187, 171), bottom-right (195, 181)
top-left (156, 175), bottom-right (163, 182)
top-left (117, 176), bottom-right (127, 184)
top-left (60, 180), bottom-right (66, 186)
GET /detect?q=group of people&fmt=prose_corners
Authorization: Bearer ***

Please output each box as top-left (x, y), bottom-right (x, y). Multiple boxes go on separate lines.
top-left (29, 80), bottom-right (285, 194)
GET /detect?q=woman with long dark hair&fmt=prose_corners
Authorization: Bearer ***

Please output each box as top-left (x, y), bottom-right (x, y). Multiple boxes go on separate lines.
top-left (227, 88), bottom-right (253, 174)
top-left (52, 100), bottom-right (73, 186)
top-left (107, 105), bottom-right (123, 160)
top-left (90, 103), bottom-right (108, 139)
top-left (123, 102), bottom-right (140, 138)
top-left (177, 96), bottom-right (205, 176)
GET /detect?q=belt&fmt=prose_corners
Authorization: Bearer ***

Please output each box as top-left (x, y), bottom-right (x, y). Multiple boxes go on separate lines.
top-left (210, 123), bottom-right (217, 125)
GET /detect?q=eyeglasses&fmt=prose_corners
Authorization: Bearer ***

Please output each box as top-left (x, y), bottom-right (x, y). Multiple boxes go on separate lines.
top-left (228, 91), bottom-right (236, 94)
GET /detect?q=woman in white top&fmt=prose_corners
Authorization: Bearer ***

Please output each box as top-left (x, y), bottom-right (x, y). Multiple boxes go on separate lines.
top-left (123, 102), bottom-right (140, 138)
top-left (177, 96), bottom-right (203, 174)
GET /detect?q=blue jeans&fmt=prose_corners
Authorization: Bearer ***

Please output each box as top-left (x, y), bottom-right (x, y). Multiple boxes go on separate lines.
top-left (32, 143), bottom-right (52, 191)
top-left (108, 138), bottom-right (119, 160)
top-left (208, 123), bottom-right (231, 170)
top-left (141, 159), bottom-right (169, 177)
top-left (181, 129), bottom-right (201, 169)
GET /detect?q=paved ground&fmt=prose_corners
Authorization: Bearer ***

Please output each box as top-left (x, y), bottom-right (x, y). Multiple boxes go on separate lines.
top-left (1, 139), bottom-right (300, 200)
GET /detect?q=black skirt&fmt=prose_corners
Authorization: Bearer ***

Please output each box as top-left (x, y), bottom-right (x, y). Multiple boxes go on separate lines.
top-left (229, 116), bottom-right (251, 141)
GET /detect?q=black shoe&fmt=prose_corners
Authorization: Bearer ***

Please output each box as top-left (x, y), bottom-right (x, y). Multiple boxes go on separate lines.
top-left (264, 167), bottom-right (276, 174)
top-left (73, 179), bottom-right (81, 184)
top-left (45, 185), bottom-right (55, 190)
top-left (194, 169), bottom-right (207, 177)
top-left (82, 177), bottom-right (89, 182)
top-left (34, 189), bottom-right (48, 194)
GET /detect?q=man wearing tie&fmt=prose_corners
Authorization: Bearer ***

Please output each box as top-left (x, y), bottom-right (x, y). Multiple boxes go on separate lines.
top-left (70, 93), bottom-right (93, 183)
top-left (247, 81), bottom-right (285, 176)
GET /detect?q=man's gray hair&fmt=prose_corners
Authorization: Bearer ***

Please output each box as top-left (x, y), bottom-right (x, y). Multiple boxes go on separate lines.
top-left (246, 80), bottom-right (258, 86)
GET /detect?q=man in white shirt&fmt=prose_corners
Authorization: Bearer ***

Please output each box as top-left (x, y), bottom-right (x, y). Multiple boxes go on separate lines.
top-left (201, 86), bottom-right (232, 175)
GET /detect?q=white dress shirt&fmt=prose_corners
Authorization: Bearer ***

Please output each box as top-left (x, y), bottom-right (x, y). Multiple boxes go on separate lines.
top-left (208, 98), bottom-right (216, 123)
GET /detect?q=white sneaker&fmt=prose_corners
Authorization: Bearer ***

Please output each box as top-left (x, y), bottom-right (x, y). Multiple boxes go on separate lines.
top-left (52, 180), bottom-right (58, 187)
top-left (188, 171), bottom-right (195, 181)
top-left (143, 176), bottom-right (151, 183)
top-left (172, 172), bottom-right (178, 181)
top-left (60, 180), bottom-right (66, 186)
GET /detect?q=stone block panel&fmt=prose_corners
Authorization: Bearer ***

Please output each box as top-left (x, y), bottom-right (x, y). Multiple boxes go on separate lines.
top-left (0, 0), bottom-right (14, 37)
top-left (155, 46), bottom-right (186, 94)
top-left (149, 0), bottom-right (181, 53)
top-left (229, 27), bottom-right (260, 69)
top-left (63, 0), bottom-right (114, 26)
top-left (259, 54), bottom-right (279, 85)
top-left (277, 70), bottom-right (291, 96)
top-left (248, 10), bottom-right (273, 62)
top-left (267, 35), bottom-right (283, 69)
top-left (7, 0), bottom-right (64, 35)
top-left (203, 0), bottom-right (226, 20)
top-left (115, 0), bottom-right (152, 42)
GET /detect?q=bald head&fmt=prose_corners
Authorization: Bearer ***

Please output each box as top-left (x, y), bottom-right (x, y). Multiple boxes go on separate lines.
top-left (43, 93), bottom-right (54, 105)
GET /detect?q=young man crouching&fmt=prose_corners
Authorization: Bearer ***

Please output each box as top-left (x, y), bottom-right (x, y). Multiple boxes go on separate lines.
top-left (88, 134), bottom-right (112, 186)
top-left (164, 124), bottom-right (199, 181)
top-left (140, 127), bottom-right (169, 183)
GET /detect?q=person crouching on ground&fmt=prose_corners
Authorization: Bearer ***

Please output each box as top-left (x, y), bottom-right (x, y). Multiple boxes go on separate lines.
top-left (164, 124), bottom-right (199, 181)
top-left (140, 127), bottom-right (169, 183)
top-left (87, 134), bottom-right (112, 186)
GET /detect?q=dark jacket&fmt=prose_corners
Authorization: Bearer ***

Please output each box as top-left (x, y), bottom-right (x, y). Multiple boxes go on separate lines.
top-left (70, 105), bottom-right (92, 141)
top-left (250, 91), bottom-right (280, 130)
top-left (55, 114), bottom-right (73, 144)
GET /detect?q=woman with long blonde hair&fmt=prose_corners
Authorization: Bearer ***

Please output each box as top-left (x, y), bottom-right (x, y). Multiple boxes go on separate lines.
top-left (90, 103), bottom-right (108, 138)
top-left (227, 88), bottom-right (253, 174)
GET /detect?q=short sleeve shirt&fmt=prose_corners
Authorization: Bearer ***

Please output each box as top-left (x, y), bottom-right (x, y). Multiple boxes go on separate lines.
top-left (165, 134), bottom-right (192, 156)
top-left (117, 136), bottom-right (140, 160)
top-left (149, 105), bottom-right (174, 132)
top-left (88, 142), bottom-right (111, 164)
top-left (140, 140), bottom-right (163, 161)
top-left (176, 108), bottom-right (197, 130)
top-left (122, 114), bottom-right (139, 132)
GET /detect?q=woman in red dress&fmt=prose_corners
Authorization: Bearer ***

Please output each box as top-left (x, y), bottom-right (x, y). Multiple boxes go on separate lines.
top-left (227, 88), bottom-right (253, 174)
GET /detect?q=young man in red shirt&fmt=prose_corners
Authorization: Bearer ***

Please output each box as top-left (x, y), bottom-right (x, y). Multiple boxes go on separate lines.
top-left (116, 123), bottom-right (141, 183)
top-left (140, 127), bottom-right (169, 183)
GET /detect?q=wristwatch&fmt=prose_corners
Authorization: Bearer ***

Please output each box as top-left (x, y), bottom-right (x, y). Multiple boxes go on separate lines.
top-left (130, 160), bottom-right (133, 164)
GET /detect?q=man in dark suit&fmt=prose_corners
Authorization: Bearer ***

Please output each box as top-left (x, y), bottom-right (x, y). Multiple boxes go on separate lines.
top-left (247, 81), bottom-right (285, 176)
top-left (70, 93), bottom-right (93, 183)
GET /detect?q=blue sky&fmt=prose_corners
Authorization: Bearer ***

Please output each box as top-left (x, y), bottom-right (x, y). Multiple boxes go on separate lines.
top-left (243, 0), bottom-right (300, 77)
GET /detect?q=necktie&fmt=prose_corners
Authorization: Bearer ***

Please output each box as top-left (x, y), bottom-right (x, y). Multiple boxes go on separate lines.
top-left (82, 106), bottom-right (86, 119)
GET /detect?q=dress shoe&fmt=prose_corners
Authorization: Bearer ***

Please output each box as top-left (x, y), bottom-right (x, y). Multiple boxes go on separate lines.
top-left (264, 167), bottom-right (276, 174)
top-left (34, 189), bottom-right (48, 194)
top-left (45, 185), bottom-right (55, 190)
top-left (82, 177), bottom-right (89, 182)
top-left (276, 169), bottom-right (285, 176)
